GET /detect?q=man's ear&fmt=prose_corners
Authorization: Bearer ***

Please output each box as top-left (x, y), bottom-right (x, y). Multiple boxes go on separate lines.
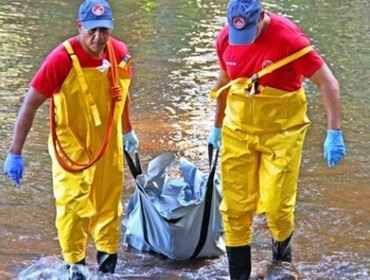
top-left (77, 20), bottom-right (83, 32)
top-left (259, 10), bottom-right (265, 22)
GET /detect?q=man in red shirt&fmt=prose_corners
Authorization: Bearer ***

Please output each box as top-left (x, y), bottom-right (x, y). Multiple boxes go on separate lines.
top-left (3, 0), bottom-right (138, 278)
top-left (208, 0), bottom-right (346, 278)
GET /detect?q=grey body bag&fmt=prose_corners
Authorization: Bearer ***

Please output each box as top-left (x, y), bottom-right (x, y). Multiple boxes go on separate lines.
top-left (123, 148), bottom-right (225, 260)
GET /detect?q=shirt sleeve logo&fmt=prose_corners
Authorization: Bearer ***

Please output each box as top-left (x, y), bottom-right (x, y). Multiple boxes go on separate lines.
top-left (232, 16), bottom-right (246, 30)
top-left (92, 4), bottom-right (105, 16)
top-left (226, 61), bottom-right (237, 66)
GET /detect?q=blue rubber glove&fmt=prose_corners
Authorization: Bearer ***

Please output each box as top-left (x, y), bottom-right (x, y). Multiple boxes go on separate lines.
top-left (123, 130), bottom-right (139, 153)
top-left (208, 126), bottom-right (222, 150)
top-left (3, 153), bottom-right (24, 187)
top-left (323, 129), bottom-right (346, 167)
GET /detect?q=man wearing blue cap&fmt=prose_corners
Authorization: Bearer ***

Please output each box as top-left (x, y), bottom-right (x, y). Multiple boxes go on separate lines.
top-left (208, 0), bottom-right (346, 278)
top-left (3, 0), bottom-right (138, 278)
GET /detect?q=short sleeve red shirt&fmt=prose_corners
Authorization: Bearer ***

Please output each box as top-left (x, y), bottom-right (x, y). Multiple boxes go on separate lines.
top-left (30, 36), bottom-right (131, 98)
top-left (216, 13), bottom-right (324, 91)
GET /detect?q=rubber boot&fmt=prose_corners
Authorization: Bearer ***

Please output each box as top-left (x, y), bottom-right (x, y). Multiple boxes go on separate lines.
top-left (226, 245), bottom-right (251, 280)
top-left (272, 234), bottom-right (292, 263)
top-left (97, 251), bottom-right (117, 273)
top-left (67, 258), bottom-right (86, 280)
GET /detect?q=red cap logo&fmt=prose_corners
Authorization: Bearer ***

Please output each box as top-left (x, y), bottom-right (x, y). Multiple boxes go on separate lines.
top-left (92, 4), bottom-right (105, 16)
top-left (232, 16), bottom-right (246, 29)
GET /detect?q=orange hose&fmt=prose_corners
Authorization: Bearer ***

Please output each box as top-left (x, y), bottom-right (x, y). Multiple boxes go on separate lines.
top-left (50, 39), bottom-right (121, 172)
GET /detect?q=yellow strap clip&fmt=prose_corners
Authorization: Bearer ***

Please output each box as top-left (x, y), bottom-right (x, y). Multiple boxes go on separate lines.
top-left (119, 54), bottom-right (131, 69)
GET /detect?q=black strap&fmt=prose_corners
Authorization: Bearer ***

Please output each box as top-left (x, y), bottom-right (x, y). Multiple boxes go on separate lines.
top-left (125, 150), bottom-right (152, 246)
top-left (124, 150), bottom-right (142, 179)
top-left (191, 145), bottom-right (219, 258)
top-left (138, 192), bottom-right (150, 245)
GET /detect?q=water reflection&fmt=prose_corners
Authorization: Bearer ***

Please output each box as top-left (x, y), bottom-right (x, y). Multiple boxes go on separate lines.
top-left (0, 0), bottom-right (369, 279)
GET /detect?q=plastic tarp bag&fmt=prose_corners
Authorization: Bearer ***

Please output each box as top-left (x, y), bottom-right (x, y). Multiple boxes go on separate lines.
top-left (123, 148), bottom-right (225, 260)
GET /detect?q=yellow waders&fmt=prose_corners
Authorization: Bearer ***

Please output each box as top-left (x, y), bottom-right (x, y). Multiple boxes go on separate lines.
top-left (220, 84), bottom-right (310, 247)
top-left (48, 41), bottom-right (130, 263)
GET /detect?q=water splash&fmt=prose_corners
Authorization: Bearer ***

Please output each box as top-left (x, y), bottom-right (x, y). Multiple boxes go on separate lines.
top-left (16, 256), bottom-right (97, 280)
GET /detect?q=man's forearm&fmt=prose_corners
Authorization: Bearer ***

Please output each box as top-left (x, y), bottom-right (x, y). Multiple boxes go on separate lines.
top-left (122, 93), bottom-right (132, 133)
top-left (213, 69), bottom-right (230, 127)
top-left (214, 89), bottom-right (228, 127)
top-left (9, 102), bottom-right (38, 154)
top-left (9, 87), bottom-right (47, 154)
top-left (309, 63), bottom-right (342, 130)
top-left (321, 82), bottom-right (342, 130)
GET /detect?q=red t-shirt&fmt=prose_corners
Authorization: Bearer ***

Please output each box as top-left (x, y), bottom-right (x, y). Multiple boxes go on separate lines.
top-left (216, 13), bottom-right (324, 91)
top-left (30, 36), bottom-right (131, 97)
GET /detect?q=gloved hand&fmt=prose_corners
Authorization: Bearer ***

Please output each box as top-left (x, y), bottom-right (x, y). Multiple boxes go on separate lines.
top-left (3, 153), bottom-right (24, 187)
top-left (208, 126), bottom-right (222, 149)
top-left (123, 130), bottom-right (139, 153)
top-left (323, 129), bottom-right (346, 167)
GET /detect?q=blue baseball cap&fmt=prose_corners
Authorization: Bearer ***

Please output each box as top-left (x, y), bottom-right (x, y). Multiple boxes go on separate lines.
top-left (79, 0), bottom-right (114, 31)
top-left (227, 0), bottom-right (261, 45)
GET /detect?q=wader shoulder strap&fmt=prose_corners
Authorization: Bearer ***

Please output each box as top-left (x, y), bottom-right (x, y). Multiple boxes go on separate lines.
top-left (258, 45), bottom-right (313, 77)
top-left (210, 45), bottom-right (314, 99)
top-left (62, 40), bottom-right (102, 126)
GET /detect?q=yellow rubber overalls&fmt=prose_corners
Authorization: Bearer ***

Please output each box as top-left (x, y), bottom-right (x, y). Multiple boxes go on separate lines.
top-left (48, 40), bottom-right (130, 263)
top-left (211, 46), bottom-right (312, 247)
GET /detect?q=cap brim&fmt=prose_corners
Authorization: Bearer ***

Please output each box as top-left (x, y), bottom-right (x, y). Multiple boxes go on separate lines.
top-left (82, 20), bottom-right (114, 31)
top-left (229, 24), bottom-right (257, 45)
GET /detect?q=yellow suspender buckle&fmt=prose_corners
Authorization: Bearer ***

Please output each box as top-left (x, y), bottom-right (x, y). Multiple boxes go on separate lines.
top-left (119, 54), bottom-right (131, 69)
top-left (246, 74), bottom-right (258, 96)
